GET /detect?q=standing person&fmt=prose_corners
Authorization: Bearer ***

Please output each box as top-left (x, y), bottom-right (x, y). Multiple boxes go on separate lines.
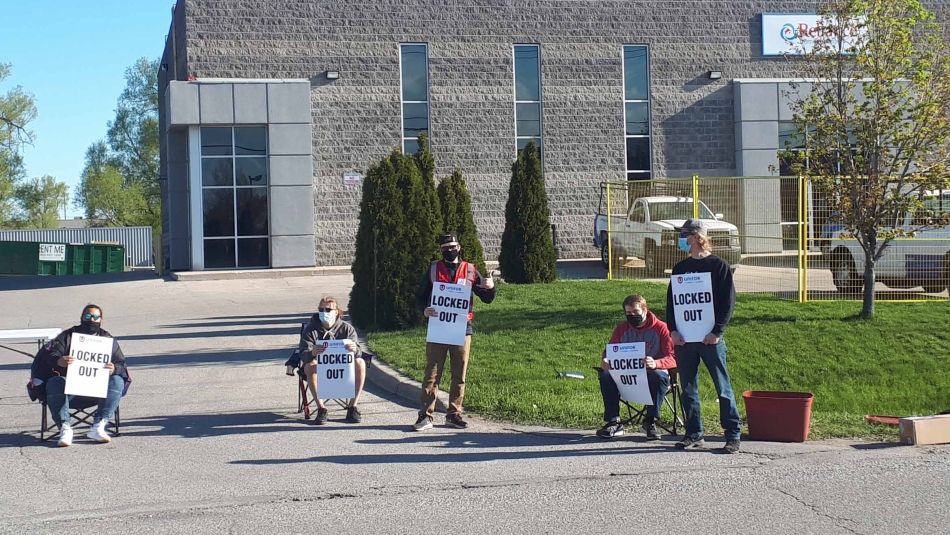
top-left (596, 294), bottom-right (676, 440)
top-left (413, 234), bottom-right (496, 431)
top-left (666, 219), bottom-right (741, 453)
top-left (300, 296), bottom-right (366, 425)
top-left (31, 304), bottom-right (129, 447)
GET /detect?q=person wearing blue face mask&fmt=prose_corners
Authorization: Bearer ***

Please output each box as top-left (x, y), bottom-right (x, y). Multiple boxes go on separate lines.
top-left (299, 296), bottom-right (365, 424)
top-left (665, 219), bottom-right (741, 454)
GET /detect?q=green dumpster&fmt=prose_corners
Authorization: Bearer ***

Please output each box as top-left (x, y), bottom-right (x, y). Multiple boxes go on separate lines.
top-left (0, 241), bottom-right (125, 276)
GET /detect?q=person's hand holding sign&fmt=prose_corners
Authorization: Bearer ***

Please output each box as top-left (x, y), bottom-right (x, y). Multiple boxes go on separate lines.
top-left (670, 331), bottom-right (686, 346)
top-left (105, 362), bottom-right (115, 375)
top-left (423, 307), bottom-right (438, 318)
top-left (644, 356), bottom-right (656, 370)
top-left (56, 355), bottom-right (75, 368)
top-left (600, 358), bottom-right (611, 372)
top-left (311, 344), bottom-right (326, 357)
top-left (703, 333), bottom-right (720, 345)
top-left (344, 341), bottom-right (358, 353)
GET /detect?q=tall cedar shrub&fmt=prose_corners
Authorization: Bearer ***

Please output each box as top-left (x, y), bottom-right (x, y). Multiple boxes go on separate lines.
top-left (498, 141), bottom-right (556, 283)
top-left (350, 149), bottom-right (439, 330)
top-left (414, 133), bottom-right (443, 245)
top-left (438, 169), bottom-right (487, 274)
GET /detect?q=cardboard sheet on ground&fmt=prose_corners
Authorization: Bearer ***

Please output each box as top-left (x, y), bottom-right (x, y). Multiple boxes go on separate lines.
top-left (606, 342), bottom-right (652, 405)
top-left (670, 272), bottom-right (715, 343)
top-left (426, 282), bottom-right (471, 346)
top-left (64, 333), bottom-right (113, 398)
top-left (316, 340), bottom-right (356, 399)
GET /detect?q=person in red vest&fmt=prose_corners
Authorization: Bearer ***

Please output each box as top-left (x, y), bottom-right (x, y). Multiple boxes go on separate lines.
top-left (412, 234), bottom-right (496, 431)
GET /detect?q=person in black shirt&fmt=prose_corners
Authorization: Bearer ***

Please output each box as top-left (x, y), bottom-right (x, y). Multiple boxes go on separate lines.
top-left (666, 219), bottom-right (741, 454)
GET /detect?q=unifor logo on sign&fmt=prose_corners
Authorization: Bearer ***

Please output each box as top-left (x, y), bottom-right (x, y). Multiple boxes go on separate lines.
top-left (761, 13), bottom-right (863, 56)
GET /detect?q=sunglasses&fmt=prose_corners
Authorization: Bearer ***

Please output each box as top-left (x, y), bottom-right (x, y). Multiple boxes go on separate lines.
top-left (82, 313), bottom-right (101, 321)
top-left (318, 307), bottom-right (336, 313)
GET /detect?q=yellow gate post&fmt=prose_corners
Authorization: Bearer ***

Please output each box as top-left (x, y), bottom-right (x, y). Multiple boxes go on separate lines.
top-left (692, 174), bottom-right (700, 219)
top-left (606, 182), bottom-right (613, 281)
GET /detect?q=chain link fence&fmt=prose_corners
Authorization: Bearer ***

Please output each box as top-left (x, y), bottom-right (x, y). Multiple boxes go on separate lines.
top-left (596, 177), bottom-right (949, 302)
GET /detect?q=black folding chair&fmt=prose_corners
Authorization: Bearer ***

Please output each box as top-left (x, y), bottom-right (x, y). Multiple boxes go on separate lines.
top-left (38, 375), bottom-right (131, 441)
top-left (619, 367), bottom-right (686, 436)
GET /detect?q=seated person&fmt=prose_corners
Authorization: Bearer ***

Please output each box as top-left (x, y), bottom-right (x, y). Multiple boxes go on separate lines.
top-left (597, 294), bottom-right (676, 440)
top-left (299, 296), bottom-right (366, 425)
top-left (31, 304), bottom-right (128, 447)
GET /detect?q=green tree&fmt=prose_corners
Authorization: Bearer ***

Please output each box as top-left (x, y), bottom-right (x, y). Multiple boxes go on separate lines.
top-left (75, 141), bottom-right (151, 226)
top-left (438, 169), bottom-right (487, 274)
top-left (499, 141), bottom-right (557, 283)
top-left (783, 0), bottom-right (950, 318)
top-left (14, 175), bottom-right (68, 229)
top-left (0, 63), bottom-right (36, 228)
top-left (413, 132), bottom-right (443, 249)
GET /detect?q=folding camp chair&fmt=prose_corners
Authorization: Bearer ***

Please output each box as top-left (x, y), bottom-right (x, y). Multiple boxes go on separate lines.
top-left (619, 367), bottom-right (685, 436)
top-left (287, 321), bottom-right (371, 420)
top-left (38, 374), bottom-right (131, 441)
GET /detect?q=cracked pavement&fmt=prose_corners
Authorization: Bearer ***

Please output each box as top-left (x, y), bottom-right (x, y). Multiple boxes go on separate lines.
top-left (1, 273), bottom-right (948, 534)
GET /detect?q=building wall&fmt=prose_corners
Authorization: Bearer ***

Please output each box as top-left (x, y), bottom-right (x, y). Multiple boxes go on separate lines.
top-left (174, 0), bottom-right (844, 265)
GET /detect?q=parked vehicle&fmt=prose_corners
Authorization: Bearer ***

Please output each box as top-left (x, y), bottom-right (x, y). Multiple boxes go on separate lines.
top-left (820, 191), bottom-right (950, 294)
top-left (593, 195), bottom-right (741, 275)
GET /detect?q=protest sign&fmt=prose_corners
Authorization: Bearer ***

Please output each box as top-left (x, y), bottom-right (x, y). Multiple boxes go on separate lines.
top-left (606, 342), bottom-right (652, 405)
top-left (316, 340), bottom-right (356, 399)
top-left (670, 272), bottom-right (715, 343)
top-left (64, 333), bottom-right (113, 398)
top-left (426, 282), bottom-right (471, 346)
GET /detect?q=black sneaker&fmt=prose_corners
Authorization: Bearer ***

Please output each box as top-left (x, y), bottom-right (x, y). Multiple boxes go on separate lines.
top-left (721, 439), bottom-right (741, 454)
top-left (412, 414), bottom-right (433, 431)
top-left (345, 406), bottom-right (362, 423)
top-left (674, 435), bottom-right (705, 449)
top-left (313, 408), bottom-right (329, 425)
top-left (445, 413), bottom-right (469, 429)
top-left (642, 423), bottom-right (660, 441)
top-left (596, 421), bottom-right (625, 438)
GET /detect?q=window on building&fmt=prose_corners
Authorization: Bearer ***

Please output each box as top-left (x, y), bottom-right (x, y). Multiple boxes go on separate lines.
top-left (200, 126), bottom-right (269, 269)
top-left (400, 44), bottom-right (429, 155)
top-left (514, 44), bottom-right (542, 157)
top-left (623, 45), bottom-right (651, 180)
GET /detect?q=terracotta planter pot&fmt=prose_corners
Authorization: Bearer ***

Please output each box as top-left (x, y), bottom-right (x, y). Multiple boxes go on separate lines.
top-left (742, 390), bottom-right (814, 442)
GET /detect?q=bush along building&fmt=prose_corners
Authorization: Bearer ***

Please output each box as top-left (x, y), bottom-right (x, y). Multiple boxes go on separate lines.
top-left (157, 0), bottom-right (950, 271)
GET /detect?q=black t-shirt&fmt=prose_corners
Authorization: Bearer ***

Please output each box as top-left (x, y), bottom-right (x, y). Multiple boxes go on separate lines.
top-left (666, 254), bottom-right (735, 336)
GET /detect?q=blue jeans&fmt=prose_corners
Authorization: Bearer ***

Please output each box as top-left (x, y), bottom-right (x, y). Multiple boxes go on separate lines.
top-left (45, 375), bottom-right (124, 428)
top-left (598, 368), bottom-right (670, 424)
top-left (676, 338), bottom-right (741, 441)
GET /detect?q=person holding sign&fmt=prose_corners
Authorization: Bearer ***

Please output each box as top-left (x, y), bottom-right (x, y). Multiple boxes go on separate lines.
top-left (666, 219), bottom-right (741, 454)
top-left (413, 234), bottom-right (496, 431)
top-left (596, 295), bottom-right (676, 440)
top-left (31, 304), bottom-right (128, 447)
top-left (299, 296), bottom-right (365, 425)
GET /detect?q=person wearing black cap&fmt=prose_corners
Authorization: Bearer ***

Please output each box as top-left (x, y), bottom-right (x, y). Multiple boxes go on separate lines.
top-left (412, 233), bottom-right (496, 431)
top-left (666, 218), bottom-right (741, 453)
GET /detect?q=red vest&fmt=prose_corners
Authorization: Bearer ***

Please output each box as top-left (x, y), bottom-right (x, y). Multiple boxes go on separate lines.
top-left (430, 261), bottom-right (477, 320)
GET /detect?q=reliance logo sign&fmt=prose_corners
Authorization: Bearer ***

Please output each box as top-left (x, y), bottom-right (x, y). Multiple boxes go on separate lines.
top-left (761, 13), bottom-right (862, 56)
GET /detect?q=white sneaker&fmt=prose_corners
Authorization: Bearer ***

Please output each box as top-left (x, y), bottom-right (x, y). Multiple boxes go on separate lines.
top-left (87, 421), bottom-right (112, 443)
top-left (57, 425), bottom-right (73, 447)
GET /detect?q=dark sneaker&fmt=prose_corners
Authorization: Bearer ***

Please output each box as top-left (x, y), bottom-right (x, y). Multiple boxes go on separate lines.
top-left (721, 439), bottom-right (741, 454)
top-left (345, 406), bottom-right (362, 424)
top-left (642, 423), bottom-right (660, 441)
top-left (674, 435), bottom-right (705, 449)
top-left (313, 408), bottom-right (329, 425)
top-left (596, 421), bottom-right (625, 439)
top-left (412, 414), bottom-right (433, 431)
top-left (445, 413), bottom-right (469, 429)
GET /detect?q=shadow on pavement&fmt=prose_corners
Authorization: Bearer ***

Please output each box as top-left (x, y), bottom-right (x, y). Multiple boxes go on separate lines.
top-left (0, 271), bottom-right (159, 291)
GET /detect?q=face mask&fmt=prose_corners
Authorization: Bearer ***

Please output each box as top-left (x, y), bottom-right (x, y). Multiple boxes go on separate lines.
top-left (318, 311), bottom-right (337, 326)
top-left (79, 321), bottom-right (99, 333)
top-left (678, 237), bottom-right (691, 253)
top-left (442, 249), bottom-right (460, 262)
top-left (626, 314), bottom-right (645, 327)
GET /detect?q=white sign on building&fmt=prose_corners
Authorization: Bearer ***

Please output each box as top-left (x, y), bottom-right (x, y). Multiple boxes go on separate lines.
top-left (761, 13), bottom-right (862, 56)
top-left (38, 243), bottom-right (66, 262)
top-left (342, 171), bottom-right (364, 186)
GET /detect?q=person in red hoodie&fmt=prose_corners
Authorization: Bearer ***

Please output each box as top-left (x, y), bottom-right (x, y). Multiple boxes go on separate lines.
top-left (596, 294), bottom-right (676, 440)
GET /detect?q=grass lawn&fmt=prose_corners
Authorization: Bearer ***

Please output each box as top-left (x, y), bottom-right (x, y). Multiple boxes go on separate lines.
top-left (367, 280), bottom-right (950, 440)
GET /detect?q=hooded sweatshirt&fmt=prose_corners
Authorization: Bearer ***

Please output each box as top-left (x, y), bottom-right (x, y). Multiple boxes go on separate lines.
top-left (299, 314), bottom-right (362, 358)
top-left (603, 311), bottom-right (676, 369)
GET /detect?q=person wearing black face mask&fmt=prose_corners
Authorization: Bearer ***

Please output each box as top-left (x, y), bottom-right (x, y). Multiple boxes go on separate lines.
top-left (31, 304), bottom-right (129, 447)
top-left (595, 294), bottom-right (676, 440)
top-left (413, 234), bottom-right (496, 431)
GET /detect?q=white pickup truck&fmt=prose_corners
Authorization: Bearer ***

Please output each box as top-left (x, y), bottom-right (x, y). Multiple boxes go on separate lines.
top-left (593, 196), bottom-right (741, 275)
top-left (820, 193), bottom-right (950, 294)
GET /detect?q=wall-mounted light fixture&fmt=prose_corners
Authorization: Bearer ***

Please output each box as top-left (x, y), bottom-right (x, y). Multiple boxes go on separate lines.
top-left (707, 70), bottom-right (723, 80)
top-left (325, 70), bottom-right (340, 80)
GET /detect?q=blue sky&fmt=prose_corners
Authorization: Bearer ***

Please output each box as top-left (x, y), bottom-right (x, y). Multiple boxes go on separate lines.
top-left (1, 1), bottom-right (173, 217)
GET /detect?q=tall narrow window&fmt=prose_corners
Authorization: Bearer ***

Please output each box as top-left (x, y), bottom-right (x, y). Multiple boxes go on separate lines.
top-left (623, 45), bottom-right (651, 180)
top-left (400, 44), bottom-right (429, 155)
top-left (513, 44), bottom-right (542, 156)
top-left (200, 126), bottom-right (269, 269)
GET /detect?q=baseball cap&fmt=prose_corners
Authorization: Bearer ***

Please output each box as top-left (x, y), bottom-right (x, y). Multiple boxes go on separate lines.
top-left (438, 234), bottom-right (460, 247)
top-left (680, 219), bottom-right (708, 236)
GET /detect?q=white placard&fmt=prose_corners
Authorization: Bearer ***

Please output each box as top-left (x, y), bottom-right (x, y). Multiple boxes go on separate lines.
top-left (426, 282), bottom-right (472, 346)
top-left (39, 243), bottom-right (66, 262)
top-left (761, 13), bottom-right (862, 56)
top-left (606, 342), bottom-right (652, 406)
top-left (671, 272), bottom-right (716, 343)
top-left (315, 340), bottom-right (356, 399)
top-left (342, 171), bottom-right (364, 186)
top-left (64, 334), bottom-right (113, 398)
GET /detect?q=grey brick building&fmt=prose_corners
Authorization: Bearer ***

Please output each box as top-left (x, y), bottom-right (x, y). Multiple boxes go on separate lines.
top-left (157, 0), bottom-right (947, 271)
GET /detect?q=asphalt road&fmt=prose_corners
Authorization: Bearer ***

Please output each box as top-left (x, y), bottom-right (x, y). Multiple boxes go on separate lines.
top-left (0, 272), bottom-right (947, 534)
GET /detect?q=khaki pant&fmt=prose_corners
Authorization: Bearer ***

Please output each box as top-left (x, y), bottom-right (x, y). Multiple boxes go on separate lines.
top-left (420, 336), bottom-right (472, 417)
